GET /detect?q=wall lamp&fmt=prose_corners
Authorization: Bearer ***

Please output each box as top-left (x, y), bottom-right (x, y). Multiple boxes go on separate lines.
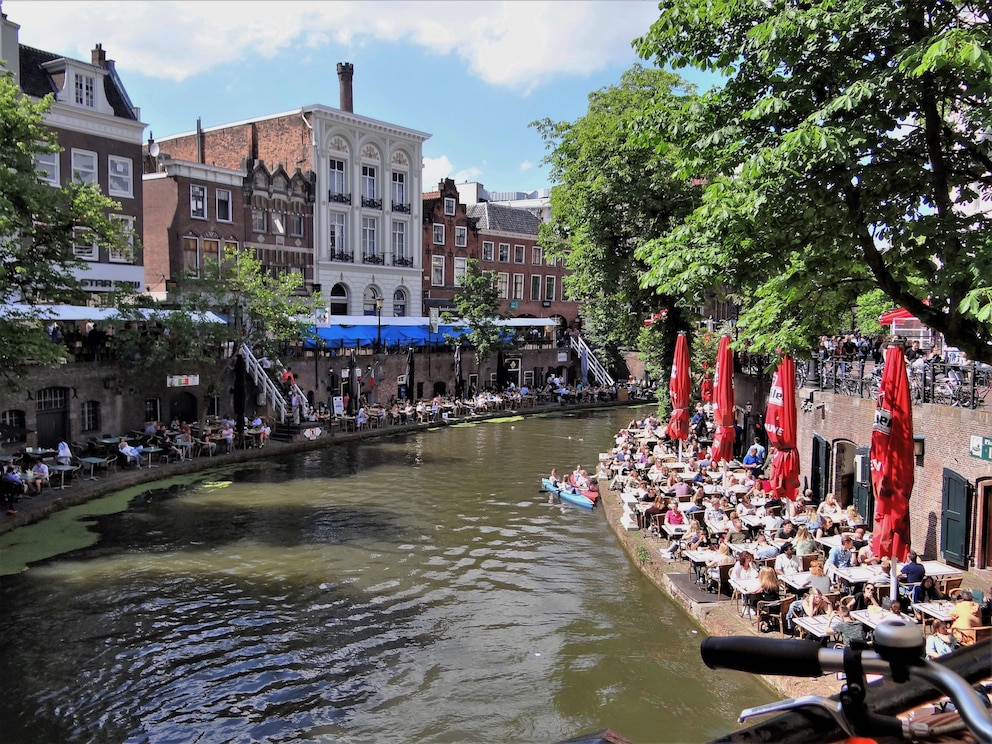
top-left (914, 435), bottom-right (925, 466)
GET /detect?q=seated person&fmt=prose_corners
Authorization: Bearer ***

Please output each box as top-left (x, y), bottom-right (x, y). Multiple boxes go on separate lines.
top-left (356, 406), bottom-right (368, 428)
top-left (825, 536), bottom-right (856, 574)
top-left (912, 576), bottom-right (942, 604)
top-left (925, 620), bottom-right (957, 659)
top-left (792, 525), bottom-right (817, 556)
top-left (776, 520), bottom-right (797, 542)
top-left (753, 533), bottom-right (780, 560)
top-left (899, 550), bottom-right (926, 584)
top-left (774, 543), bottom-right (802, 575)
top-left (806, 560), bottom-right (833, 594)
top-left (258, 422), bottom-right (271, 447)
top-left (220, 423), bottom-right (235, 452)
top-left (704, 543), bottom-right (735, 590)
top-left (849, 581), bottom-right (882, 611)
top-left (786, 587), bottom-right (831, 632)
top-left (747, 566), bottom-right (781, 612)
top-left (817, 492), bottom-right (843, 520)
top-left (828, 604), bottom-right (867, 647)
top-left (949, 590), bottom-right (982, 631)
top-left (28, 459), bottom-right (50, 494)
top-left (816, 515), bottom-right (841, 539)
top-left (118, 439), bottom-right (145, 468)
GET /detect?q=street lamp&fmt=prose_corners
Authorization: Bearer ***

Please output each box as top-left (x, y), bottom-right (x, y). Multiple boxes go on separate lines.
top-left (375, 296), bottom-right (384, 353)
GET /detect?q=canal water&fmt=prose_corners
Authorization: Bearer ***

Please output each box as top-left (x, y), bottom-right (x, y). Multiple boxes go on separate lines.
top-left (0, 407), bottom-right (773, 743)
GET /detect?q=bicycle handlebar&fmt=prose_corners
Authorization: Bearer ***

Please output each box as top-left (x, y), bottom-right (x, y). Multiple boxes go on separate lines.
top-left (701, 636), bottom-right (825, 677)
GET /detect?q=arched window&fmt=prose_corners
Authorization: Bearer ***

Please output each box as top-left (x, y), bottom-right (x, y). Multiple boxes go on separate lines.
top-left (393, 288), bottom-right (407, 317)
top-left (330, 283), bottom-right (349, 315)
top-left (363, 286), bottom-right (382, 316)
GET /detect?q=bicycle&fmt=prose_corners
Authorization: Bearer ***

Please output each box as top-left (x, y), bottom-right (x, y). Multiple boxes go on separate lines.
top-left (700, 620), bottom-right (992, 743)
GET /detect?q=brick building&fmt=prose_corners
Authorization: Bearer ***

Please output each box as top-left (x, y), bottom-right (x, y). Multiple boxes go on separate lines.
top-left (150, 64), bottom-right (430, 319)
top-left (421, 178), bottom-right (481, 313)
top-left (1, 8), bottom-right (146, 299)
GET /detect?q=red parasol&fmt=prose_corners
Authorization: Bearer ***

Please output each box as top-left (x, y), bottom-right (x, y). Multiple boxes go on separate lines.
top-left (666, 332), bottom-right (691, 443)
top-left (709, 335), bottom-right (736, 463)
top-left (765, 355), bottom-right (800, 501)
top-left (870, 344), bottom-right (915, 563)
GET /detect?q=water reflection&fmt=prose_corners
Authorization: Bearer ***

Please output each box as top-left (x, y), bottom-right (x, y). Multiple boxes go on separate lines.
top-left (0, 409), bottom-right (773, 743)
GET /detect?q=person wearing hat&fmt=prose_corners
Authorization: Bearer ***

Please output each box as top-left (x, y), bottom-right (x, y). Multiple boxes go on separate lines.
top-left (774, 543), bottom-right (801, 576)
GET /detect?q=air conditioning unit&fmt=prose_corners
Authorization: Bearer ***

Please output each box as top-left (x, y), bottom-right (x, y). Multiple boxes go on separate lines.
top-left (396, 375), bottom-right (407, 385)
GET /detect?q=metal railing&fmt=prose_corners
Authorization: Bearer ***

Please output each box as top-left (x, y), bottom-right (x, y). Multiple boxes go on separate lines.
top-left (568, 334), bottom-right (615, 387)
top-left (241, 343), bottom-right (287, 423)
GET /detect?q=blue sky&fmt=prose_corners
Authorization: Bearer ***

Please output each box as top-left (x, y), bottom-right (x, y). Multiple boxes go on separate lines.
top-left (6, 0), bottom-right (719, 193)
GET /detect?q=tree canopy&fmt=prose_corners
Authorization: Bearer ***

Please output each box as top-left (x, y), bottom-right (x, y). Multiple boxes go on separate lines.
top-left (0, 70), bottom-right (128, 387)
top-left (447, 259), bottom-right (504, 363)
top-left (533, 65), bottom-right (700, 375)
top-left (633, 0), bottom-right (992, 362)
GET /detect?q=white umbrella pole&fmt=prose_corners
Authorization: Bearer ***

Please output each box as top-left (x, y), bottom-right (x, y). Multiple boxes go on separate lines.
top-left (890, 556), bottom-right (899, 603)
top-left (678, 439), bottom-right (683, 463)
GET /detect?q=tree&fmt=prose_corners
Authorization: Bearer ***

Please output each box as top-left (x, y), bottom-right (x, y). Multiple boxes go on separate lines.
top-left (113, 246), bottom-right (318, 424)
top-left (634, 1), bottom-right (992, 362)
top-left (0, 70), bottom-right (128, 387)
top-left (533, 64), bottom-right (701, 379)
top-left (448, 259), bottom-right (504, 363)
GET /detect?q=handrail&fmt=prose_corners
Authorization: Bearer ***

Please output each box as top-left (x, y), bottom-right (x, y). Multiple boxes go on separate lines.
top-left (569, 334), bottom-right (614, 387)
top-left (241, 343), bottom-right (287, 424)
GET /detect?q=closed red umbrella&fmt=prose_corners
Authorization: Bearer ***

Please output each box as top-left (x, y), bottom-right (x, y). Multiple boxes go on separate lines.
top-left (765, 354), bottom-right (800, 501)
top-left (666, 332), bottom-right (691, 451)
top-left (870, 344), bottom-right (915, 565)
top-left (710, 334), bottom-right (736, 463)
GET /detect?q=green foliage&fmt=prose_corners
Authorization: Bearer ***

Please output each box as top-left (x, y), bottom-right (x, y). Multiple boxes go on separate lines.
top-left (448, 259), bottom-right (505, 363)
top-left (633, 1), bottom-right (992, 363)
top-left (532, 64), bottom-right (701, 376)
top-left (0, 71), bottom-right (128, 387)
top-left (636, 545), bottom-right (651, 565)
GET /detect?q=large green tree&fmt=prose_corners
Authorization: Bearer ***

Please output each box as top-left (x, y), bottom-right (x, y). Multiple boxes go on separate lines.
top-left (448, 259), bottom-right (504, 363)
top-left (533, 64), bottom-right (701, 379)
top-left (634, 0), bottom-right (992, 362)
top-left (0, 70), bottom-right (128, 387)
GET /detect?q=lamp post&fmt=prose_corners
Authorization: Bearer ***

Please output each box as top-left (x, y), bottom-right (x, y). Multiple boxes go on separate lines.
top-left (375, 296), bottom-right (384, 354)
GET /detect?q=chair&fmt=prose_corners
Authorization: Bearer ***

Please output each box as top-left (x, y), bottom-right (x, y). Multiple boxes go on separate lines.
top-left (951, 626), bottom-right (992, 647)
top-left (800, 553), bottom-right (819, 571)
top-left (758, 595), bottom-right (795, 635)
top-left (938, 576), bottom-right (963, 597)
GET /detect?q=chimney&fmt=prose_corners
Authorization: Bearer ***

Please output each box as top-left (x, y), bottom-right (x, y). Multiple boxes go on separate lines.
top-left (337, 62), bottom-right (354, 113)
top-left (91, 43), bottom-right (107, 67)
top-left (196, 117), bottom-right (203, 164)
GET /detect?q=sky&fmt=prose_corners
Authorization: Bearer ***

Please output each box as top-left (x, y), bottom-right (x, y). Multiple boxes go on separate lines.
top-left (4, 0), bottom-right (719, 194)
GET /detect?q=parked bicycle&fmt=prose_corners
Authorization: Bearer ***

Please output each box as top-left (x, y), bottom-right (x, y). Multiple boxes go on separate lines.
top-left (700, 620), bottom-right (991, 743)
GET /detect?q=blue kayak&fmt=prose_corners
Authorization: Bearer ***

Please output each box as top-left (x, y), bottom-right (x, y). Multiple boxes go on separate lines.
top-left (542, 478), bottom-right (595, 509)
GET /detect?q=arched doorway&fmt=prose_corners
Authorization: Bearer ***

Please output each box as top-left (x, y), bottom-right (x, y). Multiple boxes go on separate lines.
top-left (35, 386), bottom-right (70, 448)
top-left (832, 438), bottom-right (857, 508)
top-left (171, 391), bottom-right (198, 425)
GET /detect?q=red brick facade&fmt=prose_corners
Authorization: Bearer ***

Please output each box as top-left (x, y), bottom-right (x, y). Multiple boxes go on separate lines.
top-left (421, 179), bottom-right (481, 311)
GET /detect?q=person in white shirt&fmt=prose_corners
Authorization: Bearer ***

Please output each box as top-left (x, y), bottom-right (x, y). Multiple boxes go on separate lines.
top-left (56, 441), bottom-right (72, 466)
top-left (774, 544), bottom-right (802, 575)
top-left (28, 460), bottom-right (50, 494)
top-left (118, 439), bottom-right (145, 468)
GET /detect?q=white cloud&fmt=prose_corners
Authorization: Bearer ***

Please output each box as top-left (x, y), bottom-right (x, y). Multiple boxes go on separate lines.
top-left (519, 160), bottom-right (534, 172)
top-left (4, 0), bottom-right (656, 87)
top-left (422, 155), bottom-right (483, 191)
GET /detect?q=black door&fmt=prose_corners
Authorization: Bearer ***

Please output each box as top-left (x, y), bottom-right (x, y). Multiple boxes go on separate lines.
top-left (852, 445), bottom-right (874, 525)
top-left (172, 392), bottom-right (198, 425)
top-left (35, 387), bottom-right (69, 449)
top-left (810, 434), bottom-right (830, 504)
top-left (940, 469), bottom-right (971, 567)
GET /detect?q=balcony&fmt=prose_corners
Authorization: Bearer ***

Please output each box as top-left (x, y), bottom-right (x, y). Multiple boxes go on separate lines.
top-left (361, 196), bottom-right (382, 209)
top-left (393, 256), bottom-right (414, 267)
top-left (330, 250), bottom-right (353, 262)
top-left (362, 253), bottom-right (384, 265)
top-left (329, 191), bottom-right (352, 204)
top-left (391, 201), bottom-right (410, 214)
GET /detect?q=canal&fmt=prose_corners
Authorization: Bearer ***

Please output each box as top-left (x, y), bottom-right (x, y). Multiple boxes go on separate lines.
top-left (0, 406), bottom-right (773, 743)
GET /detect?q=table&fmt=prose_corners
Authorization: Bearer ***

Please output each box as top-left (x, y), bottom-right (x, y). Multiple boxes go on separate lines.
top-left (730, 577), bottom-right (762, 618)
top-left (23, 448), bottom-right (56, 458)
top-left (684, 548), bottom-right (717, 581)
top-left (142, 447), bottom-right (162, 468)
top-left (832, 564), bottom-right (887, 587)
top-left (912, 600), bottom-right (954, 624)
top-left (911, 561), bottom-right (964, 581)
top-left (80, 456), bottom-right (107, 480)
top-left (851, 608), bottom-right (916, 630)
top-left (794, 614), bottom-right (837, 641)
top-left (780, 571), bottom-right (814, 595)
top-left (661, 523), bottom-right (687, 545)
top-left (50, 464), bottom-right (76, 489)
top-left (815, 534), bottom-right (844, 552)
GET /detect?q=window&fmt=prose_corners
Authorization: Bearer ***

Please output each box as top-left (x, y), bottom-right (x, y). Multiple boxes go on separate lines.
top-left (393, 287), bottom-right (407, 317)
top-left (444, 197), bottom-right (456, 216)
top-left (432, 255), bottom-right (445, 286)
top-left (530, 275), bottom-right (542, 301)
top-left (74, 73), bottom-right (95, 107)
top-left (532, 246), bottom-right (542, 265)
top-left (271, 211), bottom-right (286, 235)
top-left (482, 241), bottom-right (494, 261)
top-left (544, 275), bottom-right (556, 301)
top-left (455, 226), bottom-right (467, 247)
top-left (71, 149), bottom-right (97, 186)
top-left (329, 158), bottom-right (347, 200)
top-left (392, 221), bottom-right (408, 264)
top-left (329, 212), bottom-right (347, 258)
top-left (144, 399), bottom-right (161, 424)
top-left (290, 213), bottom-right (305, 237)
top-left (546, 253), bottom-right (556, 267)
top-left (512, 274), bottom-right (524, 300)
top-left (496, 272), bottom-right (509, 299)
top-left (109, 215), bottom-right (134, 263)
top-left (497, 243), bottom-right (510, 262)
top-left (203, 238), bottom-right (221, 266)
top-left (81, 401), bottom-right (100, 433)
top-left (251, 209), bottom-right (266, 232)
top-left (361, 165), bottom-right (379, 207)
top-left (223, 240), bottom-right (238, 261)
top-left (454, 257), bottom-right (467, 286)
top-left (433, 223), bottom-right (445, 245)
top-left (362, 217), bottom-right (378, 257)
top-left (514, 244), bottom-right (525, 264)
top-left (73, 227), bottom-right (97, 261)
top-left (35, 151), bottom-right (59, 185)
top-left (391, 172), bottom-right (406, 208)
top-left (190, 185), bottom-right (206, 218)
top-left (330, 282), bottom-right (349, 315)
top-left (0, 410), bottom-right (26, 444)
top-left (216, 189), bottom-right (232, 222)
top-left (108, 156), bottom-right (132, 197)
top-left (182, 236), bottom-right (199, 275)
top-left (561, 281), bottom-right (569, 302)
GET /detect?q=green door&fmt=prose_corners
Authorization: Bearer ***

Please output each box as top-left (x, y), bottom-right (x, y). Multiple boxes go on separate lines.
top-left (940, 468), bottom-right (970, 568)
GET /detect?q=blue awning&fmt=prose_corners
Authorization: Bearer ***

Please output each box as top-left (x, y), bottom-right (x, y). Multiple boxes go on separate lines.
top-left (305, 323), bottom-right (471, 349)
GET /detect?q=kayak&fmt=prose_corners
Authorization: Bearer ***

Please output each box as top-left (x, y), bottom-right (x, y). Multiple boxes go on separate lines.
top-left (542, 478), bottom-right (595, 509)
top-left (567, 474), bottom-right (599, 504)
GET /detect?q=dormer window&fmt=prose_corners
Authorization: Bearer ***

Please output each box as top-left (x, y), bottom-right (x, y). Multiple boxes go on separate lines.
top-left (444, 197), bottom-right (456, 216)
top-left (74, 73), bottom-right (95, 107)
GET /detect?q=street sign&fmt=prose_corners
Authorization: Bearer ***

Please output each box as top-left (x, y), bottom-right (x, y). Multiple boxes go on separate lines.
top-left (166, 375), bottom-right (199, 387)
top-left (969, 434), bottom-right (992, 461)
